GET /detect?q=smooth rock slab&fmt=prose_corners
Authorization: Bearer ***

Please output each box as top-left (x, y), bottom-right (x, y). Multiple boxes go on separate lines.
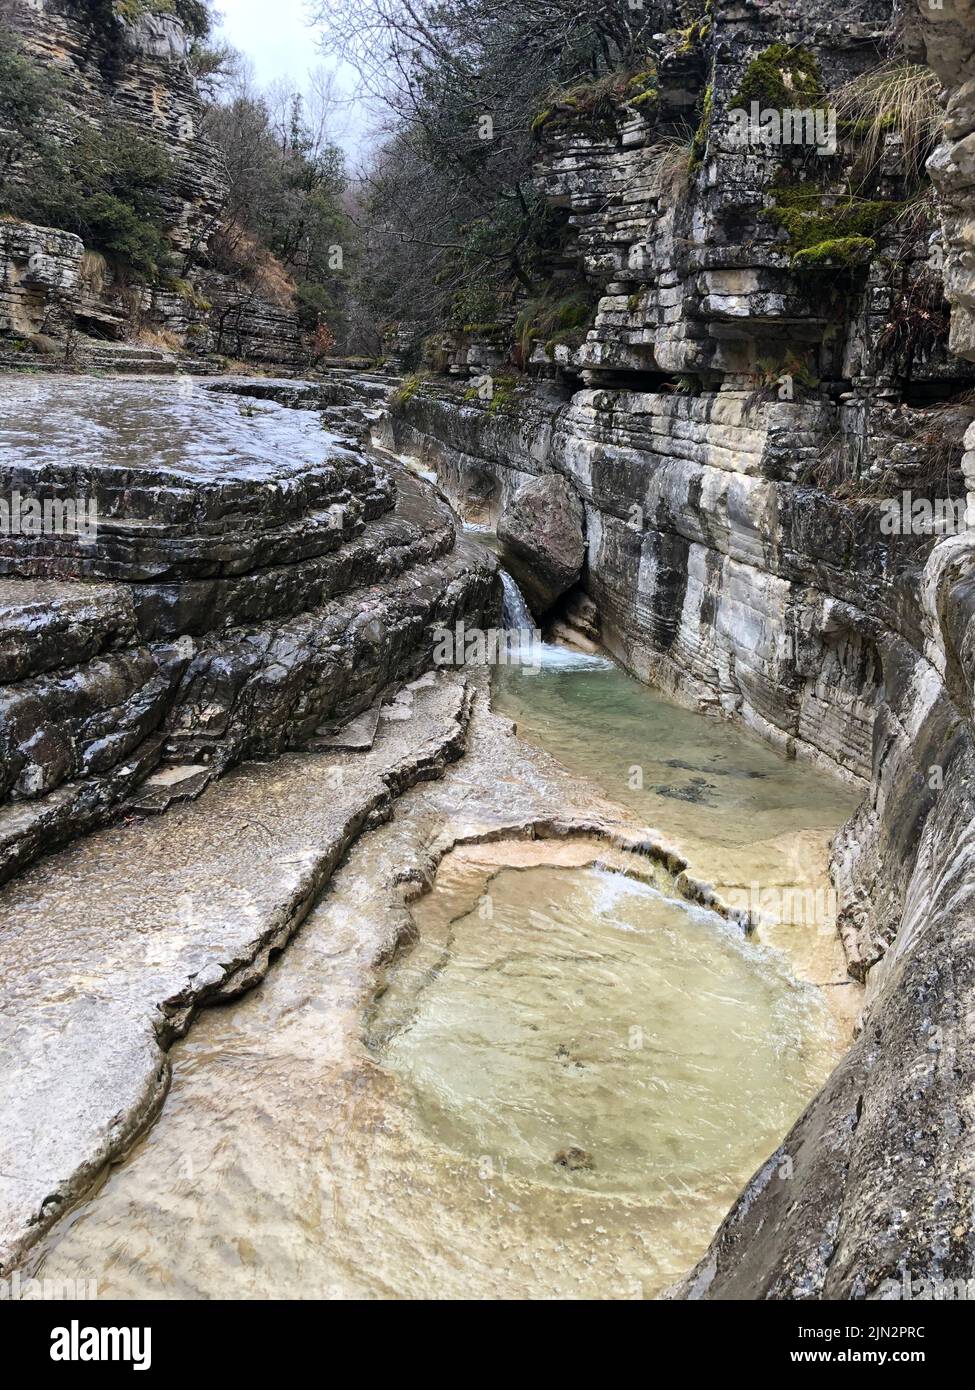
top-left (0, 672), bottom-right (473, 1275)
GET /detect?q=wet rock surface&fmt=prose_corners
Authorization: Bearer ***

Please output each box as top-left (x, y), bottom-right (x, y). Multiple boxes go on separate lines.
top-left (0, 671), bottom-right (476, 1275)
top-left (0, 376), bottom-right (496, 883)
top-left (24, 671), bottom-right (845, 1298)
top-left (498, 473), bottom-right (585, 616)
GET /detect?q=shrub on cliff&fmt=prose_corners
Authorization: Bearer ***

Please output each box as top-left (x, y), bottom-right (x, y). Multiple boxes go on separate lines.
top-left (0, 31), bottom-right (174, 279)
top-left (0, 30), bottom-right (63, 194)
top-left (25, 125), bottom-right (175, 281)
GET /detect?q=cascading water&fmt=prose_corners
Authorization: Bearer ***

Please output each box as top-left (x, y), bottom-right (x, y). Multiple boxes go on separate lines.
top-left (500, 569), bottom-right (534, 632)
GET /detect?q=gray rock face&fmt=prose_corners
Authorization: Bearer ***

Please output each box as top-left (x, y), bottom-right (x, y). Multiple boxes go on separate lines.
top-left (0, 222), bottom-right (84, 341)
top-left (912, 2), bottom-right (975, 355)
top-left (0, 376), bottom-right (497, 884)
top-left (497, 473), bottom-right (585, 615)
top-left (3, 1), bottom-right (224, 258)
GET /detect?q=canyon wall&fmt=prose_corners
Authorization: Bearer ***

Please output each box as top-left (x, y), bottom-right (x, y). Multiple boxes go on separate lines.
top-left (0, 0), bottom-right (304, 366)
top-left (384, 0), bottom-right (975, 1294)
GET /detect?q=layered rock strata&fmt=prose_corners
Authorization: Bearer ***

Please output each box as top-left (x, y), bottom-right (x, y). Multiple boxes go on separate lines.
top-left (2, 0), bottom-right (224, 256)
top-left (0, 669), bottom-right (480, 1275)
top-left (0, 2), bottom-right (305, 365)
top-left (0, 377), bottom-right (496, 884)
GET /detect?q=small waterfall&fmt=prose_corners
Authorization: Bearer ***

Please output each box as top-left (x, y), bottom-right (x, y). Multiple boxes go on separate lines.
top-left (500, 570), bottom-right (533, 631)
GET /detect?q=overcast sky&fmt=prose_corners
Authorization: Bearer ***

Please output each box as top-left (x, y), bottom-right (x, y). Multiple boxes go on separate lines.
top-left (215, 0), bottom-right (373, 161)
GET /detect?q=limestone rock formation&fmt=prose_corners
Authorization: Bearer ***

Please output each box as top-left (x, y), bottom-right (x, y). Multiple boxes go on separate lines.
top-left (497, 473), bottom-right (586, 616)
top-left (912, 2), bottom-right (975, 355)
top-left (6, 0), bottom-right (975, 1305)
top-left (2, 0), bottom-right (224, 252)
top-left (0, 1), bottom-right (306, 366)
top-left (0, 220), bottom-right (83, 341)
top-left (0, 377), bottom-right (497, 884)
top-left (377, 0), bottom-right (975, 1297)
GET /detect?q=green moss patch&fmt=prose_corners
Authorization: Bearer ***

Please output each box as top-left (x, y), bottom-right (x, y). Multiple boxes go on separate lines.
top-left (390, 372), bottom-right (431, 413)
top-left (763, 183), bottom-right (900, 268)
top-left (532, 64), bottom-right (658, 137)
top-left (791, 236), bottom-right (876, 268)
top-left (689, 84), bottom-right (713, 171)
top-left (732, 44), bottom-right (824, 110)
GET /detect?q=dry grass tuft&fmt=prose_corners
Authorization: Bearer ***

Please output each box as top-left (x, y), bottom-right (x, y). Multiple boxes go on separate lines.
top-left (646, 132), bottom-right (694, 198)
top-left (138, 327), bottom-right (183, 353)
top-left (211, 222), bottom-right (297, 307)
top-left (834, 62), bottom-right (943, 187)
top-left (79, 249), bottom-right (109, 297)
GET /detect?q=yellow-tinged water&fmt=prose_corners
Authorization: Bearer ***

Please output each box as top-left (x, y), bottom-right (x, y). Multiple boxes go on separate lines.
top-left (373, 860), bottom-right (840, 1201)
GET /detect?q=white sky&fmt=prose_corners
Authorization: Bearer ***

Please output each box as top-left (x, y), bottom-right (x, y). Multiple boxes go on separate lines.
top-left (214, 0), bottom-right (372, 161)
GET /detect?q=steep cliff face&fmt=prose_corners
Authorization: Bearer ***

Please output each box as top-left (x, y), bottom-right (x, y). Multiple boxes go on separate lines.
top-left (911, 0), bottom-right (975, 356)
top-left (0, 0), bottom-right (305, 365)
top-left (3, 0), bottom-right (225, 254)
top-left (672, 0), bottom-right (975, 1299)
top-left (383, 0), bottom-right (975, 1294)
top-left (0, 219), bottom-right (83, 338)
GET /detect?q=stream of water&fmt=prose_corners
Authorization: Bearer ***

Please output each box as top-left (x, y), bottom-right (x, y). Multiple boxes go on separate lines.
top-left (25, 502), bottom-right (860, 1300)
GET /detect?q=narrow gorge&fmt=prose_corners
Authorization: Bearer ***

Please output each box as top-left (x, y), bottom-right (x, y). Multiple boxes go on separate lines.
top-left (2, 0), bottom-right (975, 1320)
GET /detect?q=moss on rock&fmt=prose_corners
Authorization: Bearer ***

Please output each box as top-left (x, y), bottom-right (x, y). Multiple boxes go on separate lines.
top-left (532, 64), bottom-right (658, 137)
top-left (390, 372), bottom-right (431, 413)
top-left (689, 85), bottom-right (713, 171)
top-left (763, 182), bottom-right (899, 267)
top-left (791, 236), bottom-right (877, 269)
top-left (732, 43), bottom-right (824, 110)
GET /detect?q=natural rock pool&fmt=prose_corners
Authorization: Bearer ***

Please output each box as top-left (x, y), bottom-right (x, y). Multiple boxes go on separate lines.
top-left (491, 656), bottom-right (861, 1024)
top-left (26, 620), bottom-right (859, 1298)
top-left (372, 857), bottom-right (839, 1201)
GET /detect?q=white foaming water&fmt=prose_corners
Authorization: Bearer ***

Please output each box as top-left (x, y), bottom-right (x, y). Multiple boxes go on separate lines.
top-left (534, 644), bottom-right (613, 671)
top-left (499, 568), bottom-right (613, 671)
top-left (500, 569), bottom-right (533, 630)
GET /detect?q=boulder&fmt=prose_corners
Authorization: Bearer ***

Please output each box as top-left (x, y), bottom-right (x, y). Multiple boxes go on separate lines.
top-left (497, 474), bottom-right (585, 616)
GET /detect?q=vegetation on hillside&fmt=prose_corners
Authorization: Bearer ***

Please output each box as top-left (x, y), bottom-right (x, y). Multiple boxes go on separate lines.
top-left (0, 29), bottom-right (174, 278)
top-left (318, 0), bottom-right (676, 363)
top-left (0, 4), bottom-right (353, 343)
top-left (203, 80), bottom-right (352, 337)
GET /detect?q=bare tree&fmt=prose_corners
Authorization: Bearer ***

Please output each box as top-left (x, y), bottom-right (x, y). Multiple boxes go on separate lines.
top-left (311, 0), bottom-right (674, 348)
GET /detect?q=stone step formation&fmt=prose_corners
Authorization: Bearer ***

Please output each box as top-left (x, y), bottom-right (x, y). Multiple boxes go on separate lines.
top-left (0, 376), bottom-right (497, 886)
